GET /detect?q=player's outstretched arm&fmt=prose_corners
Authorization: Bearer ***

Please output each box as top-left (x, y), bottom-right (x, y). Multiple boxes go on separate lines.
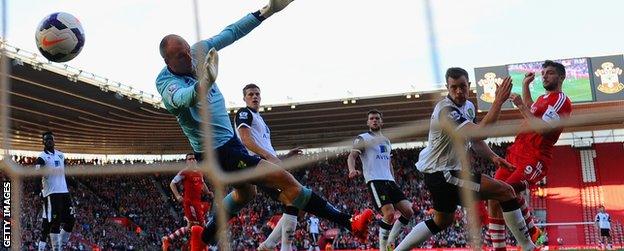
top-left (189, 0), bottom-right (295, 95)
top-left (471, 140), bottom-right (515, 172)
top-left (192, 0), bottom-right (294, 56)
top-left (238, 126), bottom-right (281, 164)
top-left (510, 93), bottom-right (534, 121)
top-left (522, 72), bottom-right (535, 108)
top-left (195, 48), bottom-right (218, 94)
top-left (283, 147), bottom-right (303, 159)
top-left (452, 77), bottom-right (511, 140)
top-left (509, 93), bottom-right (557, 133)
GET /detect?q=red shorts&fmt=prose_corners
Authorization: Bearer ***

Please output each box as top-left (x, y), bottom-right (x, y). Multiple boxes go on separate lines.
top-left (183, 200), bottom-right (207, 225)
top-left (494, 153), bottom-right (548, 191)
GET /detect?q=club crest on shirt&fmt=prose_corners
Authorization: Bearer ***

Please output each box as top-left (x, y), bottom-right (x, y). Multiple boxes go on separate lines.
top-left (237, 160), bottom-right (247, 169)
top-left (447, 110), bottom-right (462, 122)
top-left (524, 165), bottom-right (533, 175)
top-left (467, 108), bottom-right (475, 119)
top-left (167, 84), bottom-right (179, 94)
top-left (353, 137), bottom-right (363, 147)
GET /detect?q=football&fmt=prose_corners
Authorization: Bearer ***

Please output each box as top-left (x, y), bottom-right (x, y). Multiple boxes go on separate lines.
top-left (35, 12), bottom-right (85, 62)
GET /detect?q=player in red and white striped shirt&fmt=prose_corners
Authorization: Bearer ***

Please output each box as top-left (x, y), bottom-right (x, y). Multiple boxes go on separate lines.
top-left (488, 60), bottom-right (572, 251)
top-left (162, 153), bottom-right (213, 251)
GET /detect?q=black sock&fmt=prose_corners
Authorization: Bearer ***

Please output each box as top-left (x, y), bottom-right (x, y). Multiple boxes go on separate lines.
top-left (201, 217), bottom-right (218, 245)
top-left (499, 199), bottom-right (521, 212)
top-left (40, 220), bottom-right (50, 242)
top-left (200, 212), bottom-right (239, 244)
top-left (62, 216), bottom-right (75, 232)
top-left (398, 215), bottom-right (410, 225)
top-left (303, 192), bottom-right (352, 230)
top-left (285, 205), bottom-right (299, 216)
top-left (424, 219), bottom-right (443, 235)
top-left (379, 220), bottom-right (393, 230)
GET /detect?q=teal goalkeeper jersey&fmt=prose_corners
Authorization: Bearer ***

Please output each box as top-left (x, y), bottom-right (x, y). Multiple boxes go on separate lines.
top-left (156, 13), bottom-right (261, 152)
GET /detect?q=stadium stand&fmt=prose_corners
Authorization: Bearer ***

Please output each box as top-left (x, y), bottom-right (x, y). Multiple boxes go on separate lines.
top-left (9, 147), bottom-right (502, 250)
top-left (9, 143), bottom-right (623, 249)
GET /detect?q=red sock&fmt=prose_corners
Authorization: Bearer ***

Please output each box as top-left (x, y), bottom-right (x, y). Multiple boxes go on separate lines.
top-left (168, 226), bottom-right (189, 240)
top-left (488, 217), bottom-right (507, 251)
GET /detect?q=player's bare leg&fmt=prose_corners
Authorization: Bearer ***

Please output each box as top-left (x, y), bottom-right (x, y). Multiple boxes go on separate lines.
top-left (396, 176), bottom-right (537, 251)
top-left (203, 160), bottom-right (373, 244)
top-left (480, 176), bottom-right (537, 251)
top-left (387, 200), bottom-right (413, 249)
top-left (378, 204), bottom-right (396, 250)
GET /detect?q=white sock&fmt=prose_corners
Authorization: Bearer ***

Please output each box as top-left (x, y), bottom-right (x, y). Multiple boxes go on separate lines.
top-left (38, 241), bottom-right (47, 251)
top-left (394, 221), bottom-right (434, 251)
top-left (49, 233), bottom-right (61, 251)
top-left (379, 227), bottom-right (389, 250)
top-left (60, 229), bottom-right (70, 246)
top-left (280, 214), bottom-right (297, 251)
top-left (262, 215), bottom-right (286, 249)
top-left (379, 220), bottom-right (391, 250)
top-left (388, 218), bottom-right (407, 247)
top-left (502, 208), bottom-right (537, 251)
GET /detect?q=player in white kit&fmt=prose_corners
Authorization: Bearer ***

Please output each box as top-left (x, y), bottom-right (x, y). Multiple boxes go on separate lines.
top-left (595, 205), bottom-right (613, 249)
top-left (234, 84), bottom-right (302, 251)
top-left (307, 215), bottom-right (321, 251)
top-left (348, 110), bottom-right (413, 250)
top-left (394, 67), bottom-right (539, 251)
top-left (35, 131), bottom-right (75, 251)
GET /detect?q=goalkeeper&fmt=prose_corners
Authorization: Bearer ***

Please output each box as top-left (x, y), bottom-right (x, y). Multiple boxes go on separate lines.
top-left (155, 0), bottom-right (374, 246)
